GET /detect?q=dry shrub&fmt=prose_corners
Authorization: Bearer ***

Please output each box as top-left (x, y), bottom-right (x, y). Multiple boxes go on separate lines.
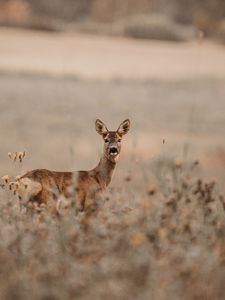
top-left (122, 14), bottom-right (196, 41)
top-left (25, 0), bottom-right (90, 22)
top-left (0, 0), bottom-right (30, 22)
top-left (89, 0), bottom-right (152, 23)
top-left (0, 159), bottom-right (225, 299)
top-left (79, 14), bottom-right (196, 41)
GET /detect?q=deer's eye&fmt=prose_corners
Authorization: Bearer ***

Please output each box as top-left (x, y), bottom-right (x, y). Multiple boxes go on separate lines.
top-left (118, 139), bottom-right (121, 142)
top-left (105, 139), bottom-right (109, 143)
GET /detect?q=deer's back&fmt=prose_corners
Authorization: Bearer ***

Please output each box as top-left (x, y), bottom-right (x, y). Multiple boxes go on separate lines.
top-left (21, 169), bottom-right (73, 186)
top-left (19, 168), bottom-right (100, 201)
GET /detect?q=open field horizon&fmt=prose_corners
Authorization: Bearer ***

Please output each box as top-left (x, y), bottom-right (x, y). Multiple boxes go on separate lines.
top-left (0, 28), bottom-right (225, 80)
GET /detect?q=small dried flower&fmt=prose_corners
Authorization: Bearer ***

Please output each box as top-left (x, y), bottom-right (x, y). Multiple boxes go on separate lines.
top-left (197, 179), bottom-right (202, 188)
top-left (8, 151), bottom-right (26, 162)
top-left (129, 232), bottom-right (146, 247)
top-left (9, 182), bottom-right (14, 190)
top-left (147, 187), bottom-right (156, 196)
top-left (183, 224), bottom-right (191, 233)
top-left (15, 182), bottom-right (19, 190)
top-left (182, 181), bottom-right (188, 189)
top-left (194, 160), bottom-right (199, 166)
top-left (2, 175), bottom-right (9, 184)
top-left (13, 152), bottom-right (18, 162)
top-left (185, 197), bottom-right (191, 204)
top-left (17, 151), bottom-right (26, 162)
top-left (18, 154), bottom-right (23, 162)
top-left (166, 197), bottom-right (175, 207)
top-left (209, 180), bottom-right (216, 190)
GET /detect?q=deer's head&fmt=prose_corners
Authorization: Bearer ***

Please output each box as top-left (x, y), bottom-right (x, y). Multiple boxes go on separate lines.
top-left (95, 119), bottom-right (130, 162)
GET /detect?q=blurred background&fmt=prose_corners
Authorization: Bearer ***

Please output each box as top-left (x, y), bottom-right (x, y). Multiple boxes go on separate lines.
top-left (0, 0), bottom-right (224, 190)
top-left (0, 0), bottom-right (225, 40)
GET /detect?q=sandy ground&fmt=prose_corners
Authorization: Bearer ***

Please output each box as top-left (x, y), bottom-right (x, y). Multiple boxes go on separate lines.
top-left (0, 28), bottom-right (224, 189)
top-left (0, 28), bottom-right (225, 80)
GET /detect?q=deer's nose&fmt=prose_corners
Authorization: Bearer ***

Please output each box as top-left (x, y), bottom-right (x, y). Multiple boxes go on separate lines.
top-left (109, 147), bottom-right (118, 154)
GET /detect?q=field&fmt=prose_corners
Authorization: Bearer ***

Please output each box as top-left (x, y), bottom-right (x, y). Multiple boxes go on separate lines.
top-left (0, 28), bottom-right (225, 300)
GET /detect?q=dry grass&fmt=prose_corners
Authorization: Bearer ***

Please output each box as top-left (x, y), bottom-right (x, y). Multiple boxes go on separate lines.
top-left (0, 70), bottom-right (224, 299)
top-left (0, 158), bottom-right (225, 300)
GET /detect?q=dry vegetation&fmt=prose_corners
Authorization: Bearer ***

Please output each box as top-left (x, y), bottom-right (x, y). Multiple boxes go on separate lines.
top-left (0, 157), bottom-right (225, 300)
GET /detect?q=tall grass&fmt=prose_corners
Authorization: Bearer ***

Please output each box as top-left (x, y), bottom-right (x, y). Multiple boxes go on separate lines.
top-left (0, 159), bottom-right (224, 300)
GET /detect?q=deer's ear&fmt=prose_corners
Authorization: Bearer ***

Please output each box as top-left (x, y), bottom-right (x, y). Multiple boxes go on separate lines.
top-left (95, 119), bottom-right (108, 136)
top-left (117, 119), bottom-right (130, 136)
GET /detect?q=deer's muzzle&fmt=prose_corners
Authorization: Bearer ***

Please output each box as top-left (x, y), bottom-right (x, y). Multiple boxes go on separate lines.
top-left (109, 147), bottom-right (118, 156)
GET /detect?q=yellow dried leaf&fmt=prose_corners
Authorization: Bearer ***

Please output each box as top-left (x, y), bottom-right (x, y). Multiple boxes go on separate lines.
top-left (129, 232), bottom-right (146, 247)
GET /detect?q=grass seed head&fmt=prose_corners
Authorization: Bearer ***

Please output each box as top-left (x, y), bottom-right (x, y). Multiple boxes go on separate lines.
top-left (18, 151), bottom-right (25, 162)
top-left (147, 187), bottom-right (157, 196)
top-left (194, 160), bottom-right (199, 166)
top-left (9, 182), bottom-right (14, 190)
top-left (2, 175), bottom-right (9, 184)
top-left (129, 232), bottom-right (146, 247)
top-left (13, 152), bottom-right (18, 162)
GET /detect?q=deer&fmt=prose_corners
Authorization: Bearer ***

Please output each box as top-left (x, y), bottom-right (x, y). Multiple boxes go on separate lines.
top-left (10, 119), bottom-right (130, 213)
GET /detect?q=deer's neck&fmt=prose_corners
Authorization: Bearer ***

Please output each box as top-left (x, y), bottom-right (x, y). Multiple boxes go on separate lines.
top-left (93, 155), bottom-right (117, 189)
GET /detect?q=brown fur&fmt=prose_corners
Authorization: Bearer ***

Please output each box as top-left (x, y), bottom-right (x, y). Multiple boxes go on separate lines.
top-left (16, 119), bottom-right (130, 212)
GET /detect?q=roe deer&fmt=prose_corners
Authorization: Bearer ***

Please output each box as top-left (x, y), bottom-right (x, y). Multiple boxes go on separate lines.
top-left (14, 119), bottom-right (130, 212)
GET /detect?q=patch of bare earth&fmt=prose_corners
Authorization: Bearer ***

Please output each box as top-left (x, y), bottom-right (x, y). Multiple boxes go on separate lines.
top-left (0, 28), bottom-right (225, 80)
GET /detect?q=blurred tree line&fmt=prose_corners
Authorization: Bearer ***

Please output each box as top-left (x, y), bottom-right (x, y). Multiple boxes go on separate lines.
top-left (0, 0), bottom-right (225, 39)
